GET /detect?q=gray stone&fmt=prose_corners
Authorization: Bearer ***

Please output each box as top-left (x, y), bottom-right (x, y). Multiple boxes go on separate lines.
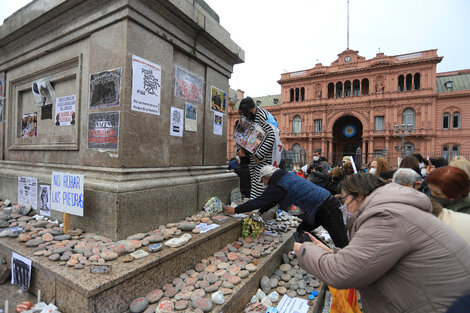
top-left (311, 279), bottom-right (321, 288)
top-left (204, 284), bottom-right (218, 293)
top-left (174, 300), bottom-right (188, 311)
top-left (178, 222), bottom-right (196, 231)
top-left (290, 283), bottom-right (298, 291)
top-left (287, 290), bottom-right (297, 298)
top-left (48, 254), bottom-right (60, 261)
top-left (19, 205), bottom-right (32, 216)
top-left (281, 274), bottom-right (291, 282)
top-left (130, 297), bottom-right (149, 313)
top-left (238, 270), bottom-right (249, 278)
top-left (191, 297), bottom-right (213, 312)
top-left (54, 235), bottom-right (71, 241)
top-left (279, 264), bottom-right (291, 272)
top-left (270, 278), bottom-right (279, 288)
top-left (282, 253), bottom-right (290, 264)
top-left (25, 238), bottom-right (44, 247)
top-left (0, 220), bottom-right (9, 228)
top-left (274, 269), bottom-right (284, 276)
top-left (305, 286), bottom-right (314, 293)
top-left (297, 289), bottom-right (306, 296)
top-left (260, 276), bottom-right (271, 294)
top-left (127, 233), bottom-right (146, 240)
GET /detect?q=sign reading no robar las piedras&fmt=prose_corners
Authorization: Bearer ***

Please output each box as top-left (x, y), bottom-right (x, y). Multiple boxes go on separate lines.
top-left (51, 172), bottom-right (84, 216)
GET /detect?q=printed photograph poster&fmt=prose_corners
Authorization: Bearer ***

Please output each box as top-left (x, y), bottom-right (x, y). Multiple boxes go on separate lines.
top-left (55, 95), bottom-right (76, 126)
top-left (210, 86), bottom-right (227, 114)
top-left (174, 66), bottom-right (203, 104)
top-left (32, 77), bottom-right (55, 107)
top-left (132, 55), bottom-right (161, 115)
top-left (0, 97), bottom-right (4, 122)
top-left (0, 72), bottom-right (4, 98)
top-left (213, 112), bottom-right (223, 136)
top-left (89, 68), bottom-right (122, 109)
top-left (233, 116), bottom-right (266, 154)
top-left (185, 102), bottom-right (197, 132)
top-left (11, 252), bottom-right (32, 291)
top-left (18, 176), bottom-right (37, 211)
top-left (21, 112), bottom-right (38, 138)
top-left (87, 111), bottom-right (120, 150)
top-left (51, 172), bottom-right (84, 216)
top-left (39, 185), bottom-right (51, 217)
top-left (170, 107), bottom-right (184, 137)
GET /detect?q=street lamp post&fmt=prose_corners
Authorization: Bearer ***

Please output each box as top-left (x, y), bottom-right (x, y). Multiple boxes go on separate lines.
top-left (394, 123), bottom-right (413, 158)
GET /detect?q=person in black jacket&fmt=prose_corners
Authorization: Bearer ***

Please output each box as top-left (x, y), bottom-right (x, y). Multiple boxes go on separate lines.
top-left (225, 165), bottom-right (349, 248)
top-left (307, 150), bottom-right (329, 187)
top-left (234, 155), bottom-right (251, 198)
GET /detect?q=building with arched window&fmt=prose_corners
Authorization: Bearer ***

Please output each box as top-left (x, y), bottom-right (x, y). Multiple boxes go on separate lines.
top-left (227, 49), bottom-right (470, 168)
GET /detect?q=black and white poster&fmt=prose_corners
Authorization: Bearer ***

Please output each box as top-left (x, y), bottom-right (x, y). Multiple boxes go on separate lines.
top-left (170, 107), bottom-right (183, 137)
top-left (18, 176), bottom-right (37, 211)
top-left (11, 252), bottom-right (32, 291)
top-left (132, 55), bottom-right (161, 115)
top-left (89, 68), bottom-right (121, 109)
top-left (87, 111), bottom-right (120, 150)
top-left (32, 77), bottom-right (55, 107)
top-left (39, 185), bottom-right (51, 216)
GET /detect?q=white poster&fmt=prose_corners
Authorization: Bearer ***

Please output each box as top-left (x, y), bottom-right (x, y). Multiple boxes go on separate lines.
top-left (55, 95), bottom-right (76, 126)
top-left (11, 252), bottom-right (32, 291)
top-left (277, 295), bottom-right (309, 313)
top-left (51, 172), bottom-right (84, 216)
top-left (170, 107), bottom-right (184, 137)
top-left (185, 102), bottom-right (197, 132)
top-left (39, 185), bottom-right (51, 217)
top-left (131, 55), bottom-right (161, 115)
top-left (32, 77), bottom-right (55, 107)
top-left (213, 112), bottom-right (223, 136)
top-left (17, 177), bottom-right (37, 211)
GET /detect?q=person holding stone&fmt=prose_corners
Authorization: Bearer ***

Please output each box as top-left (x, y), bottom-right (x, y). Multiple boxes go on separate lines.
top-left (224, 165), bottom-right (349, 248)
top-left (294, 173), bottom-right (470, 313)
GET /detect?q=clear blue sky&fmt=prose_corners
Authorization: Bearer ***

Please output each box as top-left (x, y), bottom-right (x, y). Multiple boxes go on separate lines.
top-left (2, 0), bottom-right (469, 97)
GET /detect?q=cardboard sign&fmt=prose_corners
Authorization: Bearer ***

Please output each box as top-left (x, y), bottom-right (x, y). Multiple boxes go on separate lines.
top-left (51, 172), bottom-right (84, 216)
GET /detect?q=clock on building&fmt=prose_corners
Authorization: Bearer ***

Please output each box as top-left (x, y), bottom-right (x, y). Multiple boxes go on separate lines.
top-left (345, 56), bottom-right (351, 62)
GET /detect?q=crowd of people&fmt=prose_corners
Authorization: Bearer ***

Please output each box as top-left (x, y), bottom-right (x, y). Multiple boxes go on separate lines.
top-left (227, 97), bottom-right (470, 312)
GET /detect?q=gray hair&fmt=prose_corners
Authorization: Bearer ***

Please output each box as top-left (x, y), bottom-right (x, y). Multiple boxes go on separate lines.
top-left (392, 168), bottom-right (422, 185)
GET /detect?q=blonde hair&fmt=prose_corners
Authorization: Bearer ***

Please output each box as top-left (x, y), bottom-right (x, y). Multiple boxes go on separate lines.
top-left (449, 156), bottom-right (470, 177)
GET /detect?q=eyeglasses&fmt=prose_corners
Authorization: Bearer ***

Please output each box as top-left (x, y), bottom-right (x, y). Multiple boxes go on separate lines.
top-left (340, 193), bottom-right (353, 204)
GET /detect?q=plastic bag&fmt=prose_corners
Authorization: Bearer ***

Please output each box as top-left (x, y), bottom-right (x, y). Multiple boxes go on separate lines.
top-left (203, 196), bottom-right (224, 214)
top-left (328, 286), bottom-right (362, 313)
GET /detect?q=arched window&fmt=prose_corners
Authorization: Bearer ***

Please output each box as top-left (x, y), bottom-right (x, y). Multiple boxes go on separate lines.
top-left (442, 145), bottom-right (449, 160)
top-left (292, 143), bottom-right (302, 163)
top-left (361, 78), bottom-right (369, 95)
top-left (353, 79), bottom-right (360, 96)
top-left (442, 112), bottom-right (450, 129)
top-left (344, 81), bottom-right (351, 97)
top-left (414, 73), bottom-right (420, 90)
top-left (402, 108), bottom-right (415, 128)
top-left (398, 75), bottom-right (404, 92)
top-left (406, 74), bottom-right (413, 91)
top-left (290, 88), bottom-right (294, 102)
top-left (328, 83), bottom-right (335, 99)
top-left (292, 115), bottom-right (302, 133)
top-left (404, 142), bottom-right (415, 156)
top-left (453, 112), bottom-right (461, 129)
top-left (336, 82), bottom-right (343, 98)
top-left (300, 87), bottom-right (305, 101)
top-left (295, 88), bottom-right (299, 102)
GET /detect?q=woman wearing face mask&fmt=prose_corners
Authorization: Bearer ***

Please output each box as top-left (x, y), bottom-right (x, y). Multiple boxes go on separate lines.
top-left (293, 173), bottom-right (470, 313)
top-left (425, 166), bottom-right (470, 214)
top-left (369, 157), bottom-right (391, 176)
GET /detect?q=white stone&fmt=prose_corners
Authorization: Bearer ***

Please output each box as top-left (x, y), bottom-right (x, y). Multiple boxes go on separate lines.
top-left (211, 291), bottom-right (225, 305)
top-left (165, 233), bottom-right (192, 247)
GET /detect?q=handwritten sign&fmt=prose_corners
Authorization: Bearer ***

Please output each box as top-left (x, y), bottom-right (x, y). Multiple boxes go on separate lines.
top-left (90, 264), bottom-right (112, 274)
top-left (51, 172), bottom-right (84, 216)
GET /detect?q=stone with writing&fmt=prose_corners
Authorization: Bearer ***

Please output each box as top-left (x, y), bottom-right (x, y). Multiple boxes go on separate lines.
top-left (191, 297), bottom-right (213, 312)
top-left (156, 300), bottom-right (174, 313)
top-left (100, 250), bottom-right (118, 261)
top-left (145, 289), bottom-right (163, 303)
top-left (130, 297), bottom-right (149, 313)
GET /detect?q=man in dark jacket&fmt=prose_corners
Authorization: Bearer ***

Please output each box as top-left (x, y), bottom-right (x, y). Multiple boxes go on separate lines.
top-left (307, 150), bottom-right (329, 187)
top-left (225, 165), bottom-right (349, 248)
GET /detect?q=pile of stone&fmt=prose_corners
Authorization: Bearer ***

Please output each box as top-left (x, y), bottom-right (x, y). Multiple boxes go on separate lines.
top-left (243, 252), bottom-right (322, 312)
top-left (264, 209), bottom-right (301, 234)
top-left (128, 234), bottom-right (283, 312)
top-left (0, 201), bottom-right (228, 270)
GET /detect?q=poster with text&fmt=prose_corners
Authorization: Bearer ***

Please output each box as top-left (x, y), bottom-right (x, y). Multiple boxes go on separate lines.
top-left (21, 112), bottom-right (37, 138)
top-left (55, 95), bottom-right (76, 126)
top-left (51, 172), bottom-right (84, 216)
top-left (210, 86), bottom-right (227, 114)
top-left (185, 102), bottom-right (197, 132)
top-left (32, 77), bottom-right (55, 107)
top-left (170, 107), bottom-right (184, 137)
top-left (174, 66), bottom-right (203, 104)
top-left (39, 185), bottom-right (51, 216)
top-left (89, 68), bottom-right (121, 108)
top-left (132, 55), bottom-right (161, 115)
top-left (0, 97), bottom-right (4, 122)
top-left (213, 112), bottom-right (223, 136)
top-left (18, 176), bottom-right (37, 211)
top-left (0, 72), bottom-right (4, 98)
top-left (87, 111), bottom-right (120, 150)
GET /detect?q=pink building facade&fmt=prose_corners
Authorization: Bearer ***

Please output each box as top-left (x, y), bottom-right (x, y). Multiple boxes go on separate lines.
top-left (228, 49), bottom-right (470, 168)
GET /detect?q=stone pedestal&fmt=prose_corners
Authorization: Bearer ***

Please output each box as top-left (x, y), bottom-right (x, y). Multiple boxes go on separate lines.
top-left (0, 0), bottom-right (244, 240)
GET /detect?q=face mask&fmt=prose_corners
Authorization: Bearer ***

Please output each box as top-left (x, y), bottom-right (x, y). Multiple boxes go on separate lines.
top-left (421, 168), bottom-right (427, 177)
top-left (430, 195), bottom-right (452, 207)
top-left (369, 168), bottom-right (377, 175)
top-left (339, 204), bottom-right (353, 217)
top-left (313, 156), bottom-right (320, 161)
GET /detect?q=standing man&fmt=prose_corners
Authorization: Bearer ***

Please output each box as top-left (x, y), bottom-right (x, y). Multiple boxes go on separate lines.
top-left (307, 150), bottom-right (329, 187)
top-left (225, 165), bottom-right (349, 248)
top-left (236, 97), bottom-right (276, 199)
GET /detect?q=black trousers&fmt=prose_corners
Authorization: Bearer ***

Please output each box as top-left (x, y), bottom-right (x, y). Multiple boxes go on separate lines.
top-left (297, 196), bottom-right (349, 248)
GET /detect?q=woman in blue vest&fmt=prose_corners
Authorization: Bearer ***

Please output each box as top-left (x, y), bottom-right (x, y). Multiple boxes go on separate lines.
top-left (225, 165), bottom-right (349, 248)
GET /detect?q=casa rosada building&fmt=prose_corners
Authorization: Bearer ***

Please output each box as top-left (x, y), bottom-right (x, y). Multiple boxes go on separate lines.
top-left (227, 49), bottom-right (470, 168)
